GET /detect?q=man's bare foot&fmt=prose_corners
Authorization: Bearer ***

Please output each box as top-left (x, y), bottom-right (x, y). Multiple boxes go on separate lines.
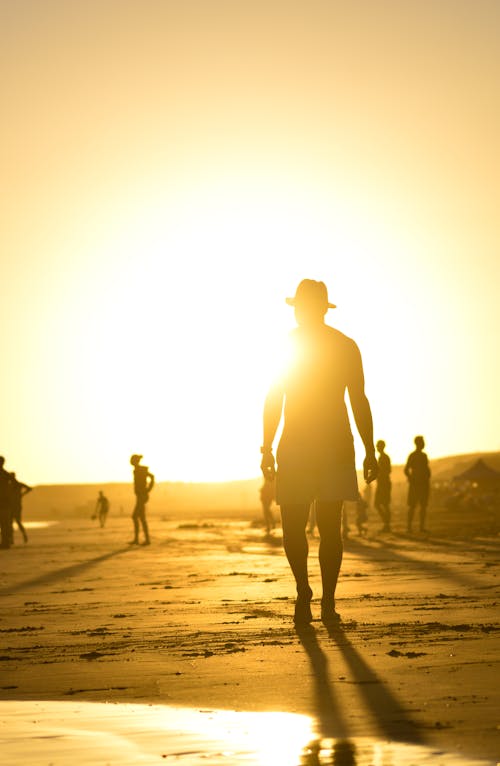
top-left (294, 585), bottom-right (313, 624)
top-left (321, 599), bottom-right (341, 625)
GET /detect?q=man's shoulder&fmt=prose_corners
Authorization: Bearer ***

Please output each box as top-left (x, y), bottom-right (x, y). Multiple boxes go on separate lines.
top-left (324, 325), bottom-right (359, 351)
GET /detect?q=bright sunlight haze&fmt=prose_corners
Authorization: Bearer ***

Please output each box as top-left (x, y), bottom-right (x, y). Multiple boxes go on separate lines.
top-left (1, 1), bottom-right (499, 484)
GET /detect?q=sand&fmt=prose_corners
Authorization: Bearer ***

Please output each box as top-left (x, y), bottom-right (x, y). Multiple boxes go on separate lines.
top-left (0, 511), bottom-right (499, 764)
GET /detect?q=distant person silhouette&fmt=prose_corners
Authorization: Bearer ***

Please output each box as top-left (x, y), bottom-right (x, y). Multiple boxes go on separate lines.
top-left (307, 501), bottom-right (317, 536)
top-left (261, 279), bottom-right (377, 624)
top-left (94, 490), bottom-right (110, 528)
top-left (374, 439), bottom-right (392, 532)
top-left (0, 457), bottom-right (13, 549)
top-left (355, 492), bottom-right (369, 536)
top-left (259, 477), bottom-right (276, 535)
top-left (404, 436), bottom-right (431, 533)
top-left (129, 454), bottom-right (154, 545)
top-left (9, 472), bottom-right (32, 544)
top-left (362, 479), bottom-right (372, 509)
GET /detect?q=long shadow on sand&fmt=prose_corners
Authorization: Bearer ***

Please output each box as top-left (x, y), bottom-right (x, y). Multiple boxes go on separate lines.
top-left (295, 624), bottom-right (350, 740)
top-left (344, 536), bottom-right (486, 589)
top-left (324, 622), bottom-right (426, 745)
top-left (0, 547), bottom-right (130, 596)
top-left (297, 622), bottom-right (426, 745)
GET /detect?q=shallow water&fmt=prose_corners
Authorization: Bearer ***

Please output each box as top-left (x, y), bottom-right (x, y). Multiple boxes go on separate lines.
top-left (0, 701), bottom-right (495, 765)
top-left (23, 521), bottom-right (59, 529)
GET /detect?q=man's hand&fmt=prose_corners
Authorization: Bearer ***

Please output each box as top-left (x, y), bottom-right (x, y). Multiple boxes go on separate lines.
top-left (363, 452), bottom-right (378, 484)
top-left (260, 450), bottom-right (276, 481)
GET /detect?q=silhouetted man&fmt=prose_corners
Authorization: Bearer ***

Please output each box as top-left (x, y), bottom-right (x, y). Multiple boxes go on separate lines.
top-left (9, 472), bottom-right (32, 544)
top-left (374, 440), bottom-right (392, 532)
top-left (130, 454), bottom-right (154, 545)
top-left (261, 279), bottom-right (377, 624)
top-left (0, 457), bottom-right (13, 549)
top-left (404, 435), bottom-right (431, 533)
top-left (94, 490), bottom-right (110, 528)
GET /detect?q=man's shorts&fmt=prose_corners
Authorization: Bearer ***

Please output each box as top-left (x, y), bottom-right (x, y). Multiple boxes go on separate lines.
top-left (375, 482), bottom-right (391, 505)
top-left (276, 448), bottom-right (358, 506)
top-left (408, 484), bottom-right (430, 507)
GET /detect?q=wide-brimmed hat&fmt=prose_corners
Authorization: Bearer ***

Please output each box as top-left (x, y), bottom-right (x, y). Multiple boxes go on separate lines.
top-left (286, 279), bottom-right (336, 309)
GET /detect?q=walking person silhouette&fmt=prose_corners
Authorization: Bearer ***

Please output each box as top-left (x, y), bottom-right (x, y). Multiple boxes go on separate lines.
top-left (94, 490), bottom-right (110, 528)
top-left (9, 472), bottom-right (32, 543)
top-left (129, 454), bottom-right (154, 545)
top-left (259, 477), bottom-right (276, 535)
top-left (0, 457), bottom-right (13, 549)
top-left (404, 436), bottom-right (431, 533)
top-left (374, 440), bottom-right (392, 532)
top-left (260, 279), bottom-right (378, 624)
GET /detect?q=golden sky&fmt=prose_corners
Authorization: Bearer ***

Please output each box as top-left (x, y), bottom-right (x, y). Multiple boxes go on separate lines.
top-left (1, 0), bottom-right (499, 484)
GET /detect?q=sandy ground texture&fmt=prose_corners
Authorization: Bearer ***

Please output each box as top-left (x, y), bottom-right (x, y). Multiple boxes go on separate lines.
top-left (0, 511), bottom-right (499, 764)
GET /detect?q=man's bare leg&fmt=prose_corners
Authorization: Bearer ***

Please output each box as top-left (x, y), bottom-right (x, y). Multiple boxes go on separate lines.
top-left (407, 503), bottom-right (416, 533)
top-left (130, 499), bottom-right (143, 544)
top-left (141, 513), bottom-right (150, 545)
top-left (280, 504), bottom-right (313, 622)
top-left (419, 501), bottom-right (428, 533)
top-left (316, 501), bottom-right (343, 622)
top-left (375, 500), bottom-right (386, 528)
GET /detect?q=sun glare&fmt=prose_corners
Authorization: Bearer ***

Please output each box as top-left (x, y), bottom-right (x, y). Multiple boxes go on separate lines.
top-left (35, 169), bottom-right (442, 483)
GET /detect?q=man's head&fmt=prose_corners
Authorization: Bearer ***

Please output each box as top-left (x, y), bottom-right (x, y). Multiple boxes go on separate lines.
top-left (0, 456), bottom-right (4, 468)
top-left (414, 436), bottom-right (425, 450)
top-left (376, 440), bottom-right (386, 453)
top-left (130, 454), bottom-right (143, 466)
top-left (286, 279), bottom-right (336, 326)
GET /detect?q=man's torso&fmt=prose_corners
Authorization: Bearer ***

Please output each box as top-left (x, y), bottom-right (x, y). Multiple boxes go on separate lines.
top-left (279, 324), bottom-right (356, 459)
top-left (406, 451), bottom-right (430, 485)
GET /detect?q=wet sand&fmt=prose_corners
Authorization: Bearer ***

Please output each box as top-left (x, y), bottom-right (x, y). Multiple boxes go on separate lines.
top-left (2, 700), bottom-right (495, 765)
top-left (0, 512), bottom-right (499, 764)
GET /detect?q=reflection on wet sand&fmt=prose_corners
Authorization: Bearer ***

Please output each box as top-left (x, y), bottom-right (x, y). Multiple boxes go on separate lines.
top-left (0, 701), bottom-right (494, 765)
top-left (23, 521), bottom-right (58, 529)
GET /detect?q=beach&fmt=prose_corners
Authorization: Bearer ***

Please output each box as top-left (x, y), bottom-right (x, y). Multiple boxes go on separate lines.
top-left (0, 509), bottom-right (499, 764)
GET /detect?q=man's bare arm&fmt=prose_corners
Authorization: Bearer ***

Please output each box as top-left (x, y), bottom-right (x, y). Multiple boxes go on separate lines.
top-left (346, 343), bottom-right (377, 483)
top-left (147, 472), bottom-right (155, 493)
top-left (261, 383), bottom-right (284, 479)
top-left (262, 383), bottom-right (284, 451)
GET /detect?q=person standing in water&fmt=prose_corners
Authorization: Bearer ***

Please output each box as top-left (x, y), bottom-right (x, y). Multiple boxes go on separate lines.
top-left (260, 279), bottom-right (377, 624)
top-left (129, 454), bottom-right (155, 545)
